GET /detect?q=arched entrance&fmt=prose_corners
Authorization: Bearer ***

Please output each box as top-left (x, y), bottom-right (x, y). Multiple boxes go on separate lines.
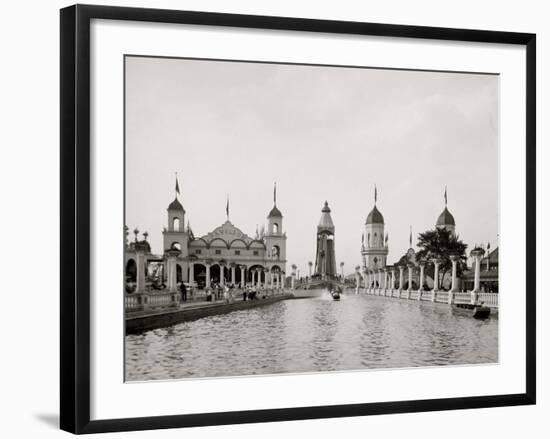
top-left (125, 259), bottom-right (137, 282)
top-left (210, 265), bottom-right (221, 284)
top-left (193, 263), bottom-right (206, 289)
top-left (248, 264), bottom-right (264, 283)
top-left (176, 264), bottom-right (182, 283)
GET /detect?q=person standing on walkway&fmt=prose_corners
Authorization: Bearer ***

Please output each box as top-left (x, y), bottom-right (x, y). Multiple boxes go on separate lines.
top-left (179, 281), bottom-right (187, 302)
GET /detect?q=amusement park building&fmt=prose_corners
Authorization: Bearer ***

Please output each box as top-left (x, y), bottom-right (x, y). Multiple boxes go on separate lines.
top-left (125, 188), bottom-right (287, 291)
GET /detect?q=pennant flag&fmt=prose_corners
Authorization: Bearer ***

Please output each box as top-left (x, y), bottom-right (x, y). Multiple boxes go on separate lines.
top-left (444, 185), bottom-right (448, 206)
top-left (175, 173), bottom-right (180, 196)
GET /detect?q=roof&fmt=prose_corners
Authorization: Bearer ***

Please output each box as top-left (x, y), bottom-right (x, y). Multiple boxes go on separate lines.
top-left (268, 205), bottom-right (282, 218)
top-left (318, 201), bottom-right (335, 230)
top-left (436, 207), bottom-right (455, 226)
top-left (167, 197), bottom-right (185, 212)
top-left (482, 247), bottom-right (499, 264)
top-left (366, 205), bottom-right (384, 225)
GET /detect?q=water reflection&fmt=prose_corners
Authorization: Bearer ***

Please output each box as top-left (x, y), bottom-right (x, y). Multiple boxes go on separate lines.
top-left (125, 293), bottom-right (498, 381)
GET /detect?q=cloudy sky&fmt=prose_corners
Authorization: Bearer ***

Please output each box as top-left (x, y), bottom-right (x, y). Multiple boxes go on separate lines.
top-left (125, 56), bottom-right (498, 275)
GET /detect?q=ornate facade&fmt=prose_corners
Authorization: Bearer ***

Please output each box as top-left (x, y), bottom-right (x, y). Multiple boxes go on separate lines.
top-left (125, 185), bottom-right (287, 291)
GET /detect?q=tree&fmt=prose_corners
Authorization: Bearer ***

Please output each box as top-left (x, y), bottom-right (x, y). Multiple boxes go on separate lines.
top-left (415, 228), bottom-right (468, 290)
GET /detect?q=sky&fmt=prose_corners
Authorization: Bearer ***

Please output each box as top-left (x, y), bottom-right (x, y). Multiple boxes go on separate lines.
top-left (125, 56), bottom-right (498, 276)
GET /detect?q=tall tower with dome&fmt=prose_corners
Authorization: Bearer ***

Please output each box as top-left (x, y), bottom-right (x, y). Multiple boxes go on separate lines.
top-left (361, 186), bottom-right (389, 270)
top-left (162, 194), bottom-right (190, 257)
top-left (314, 201), bottom-right (337, 279)
top-left (264, 183), bottom-right (287, 266)
top-left (436, 186), bottom-right (456, 235)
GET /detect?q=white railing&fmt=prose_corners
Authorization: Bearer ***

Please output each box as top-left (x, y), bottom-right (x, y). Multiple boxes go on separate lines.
top-left (359, 288), bottom-right (498, 309)
top-left (125, 291), bottom-right (179, 312)
top-left (477, 293), bottom-right (498, 307)
top-left (453, 292), bottom-right (471, 304)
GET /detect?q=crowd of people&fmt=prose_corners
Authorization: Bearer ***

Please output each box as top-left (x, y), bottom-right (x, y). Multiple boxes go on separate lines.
top-left (177, 281), bottom-right (273, 304)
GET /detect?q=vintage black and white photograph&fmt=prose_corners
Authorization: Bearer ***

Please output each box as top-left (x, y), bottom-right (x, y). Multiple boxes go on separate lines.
top-left (124, 56), bottom-right (499, 381)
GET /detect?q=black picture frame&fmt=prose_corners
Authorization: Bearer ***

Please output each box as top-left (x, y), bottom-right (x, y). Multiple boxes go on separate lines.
top-left (60, 4), bottom-right (536, 434)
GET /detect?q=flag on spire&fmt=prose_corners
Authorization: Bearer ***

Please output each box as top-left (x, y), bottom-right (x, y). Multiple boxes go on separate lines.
top-left (226, 194), bottom-right (229, 220)
top-left (444, 185), bottom-right (447, 206)
top-left (175, 173), bottom-right (180, 196)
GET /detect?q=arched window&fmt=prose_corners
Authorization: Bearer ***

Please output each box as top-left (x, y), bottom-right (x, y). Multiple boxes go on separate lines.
top-left (273, 223), bottom-right (279, 233)
top-left (171, 242), bottom-right (181, 251)
top-left (374, 233), bottom-right (378, 246)
top-left (368, 233), bottom-right (371, 246)
top-left (173, 217), bottom-right (180, 230)
top-left (125, 259), bottom-right (137, 282)
top-left (271, 245), bottom-right (280, 259)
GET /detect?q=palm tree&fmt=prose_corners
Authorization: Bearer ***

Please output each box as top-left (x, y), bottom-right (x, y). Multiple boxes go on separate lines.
top-left (416, 227), bottom-right (468, 289)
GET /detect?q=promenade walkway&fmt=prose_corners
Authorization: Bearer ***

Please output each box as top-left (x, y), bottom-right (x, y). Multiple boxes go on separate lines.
top-left (125, 292), bottom-right (293, 334)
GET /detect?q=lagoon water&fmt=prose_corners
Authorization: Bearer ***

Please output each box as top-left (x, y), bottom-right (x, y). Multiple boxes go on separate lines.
top-left (125, 293), bottom-right (498, 381)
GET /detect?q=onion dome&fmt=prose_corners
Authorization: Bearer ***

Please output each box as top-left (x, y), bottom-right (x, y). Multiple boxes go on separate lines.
top-left (268, 205), bottom-right (282, 218)
top-left (436, 207), bottom-right (455, 226)
top-left (366, 205), bottom-right (384, 225)
top-left (168, 197), bottom-right (185, 212)
top-left (318, 201), bottom-right (335, 230)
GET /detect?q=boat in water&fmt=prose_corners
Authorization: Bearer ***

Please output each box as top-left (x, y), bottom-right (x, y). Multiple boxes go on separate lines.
top-left (453, 302), bottom-right (491, 319)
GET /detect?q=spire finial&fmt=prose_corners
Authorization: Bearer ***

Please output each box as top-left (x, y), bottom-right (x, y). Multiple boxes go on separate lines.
top-left (374, 184), bottom-right (377, 205)
top-left (175, 172), bottom-right (180, 198)
top-left (444, 185), bottom-right (448, 207)
top-left (273, 181), bottom-right (277, 206)
top-left (226, 194), bottom-right (229, 221)
top-left (409, 225), bottom-right (413, 247)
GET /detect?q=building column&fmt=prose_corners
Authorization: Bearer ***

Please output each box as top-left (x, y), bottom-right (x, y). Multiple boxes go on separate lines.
top-left (407, 263), bottom-right (414, 299)
top-left (189, 261), bottom-right (194, 285)
top-left (205, 263), bottom-right (211, 289)
top-left (231, 265), bottom-right (236, 285)
top-left (431, 258), bottom-right (442, 302)
top-left (240, 265), bottom-right (245, 287)
top-left (470, 249), bottom-right (485, 304)
top-left (219, 265), bottom-right (225, 287)
top-left (398, 266), bottom-right (404, 295)
top-left (417, 262), bottom-right (425, 301)
top-left (166, 249), bottom-right (180, 293)
top-left (134, 247), bottom-right (147, 294)
top-left (390, 269), bottom-right (396, 295)
top-left (450, 256), bottom-right (459, 292)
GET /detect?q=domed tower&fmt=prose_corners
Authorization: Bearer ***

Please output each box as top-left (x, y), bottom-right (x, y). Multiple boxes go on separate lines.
top-left (314, 201), bottom-right (337, 279)
top-left (264, 183), bottom-right (287, 266)
top-left (162, 179), bottom-right (189, 256)
top-left (361, 186), bottom-right (388, 269)
top-left (436, 186), bottom-right (456, 235)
